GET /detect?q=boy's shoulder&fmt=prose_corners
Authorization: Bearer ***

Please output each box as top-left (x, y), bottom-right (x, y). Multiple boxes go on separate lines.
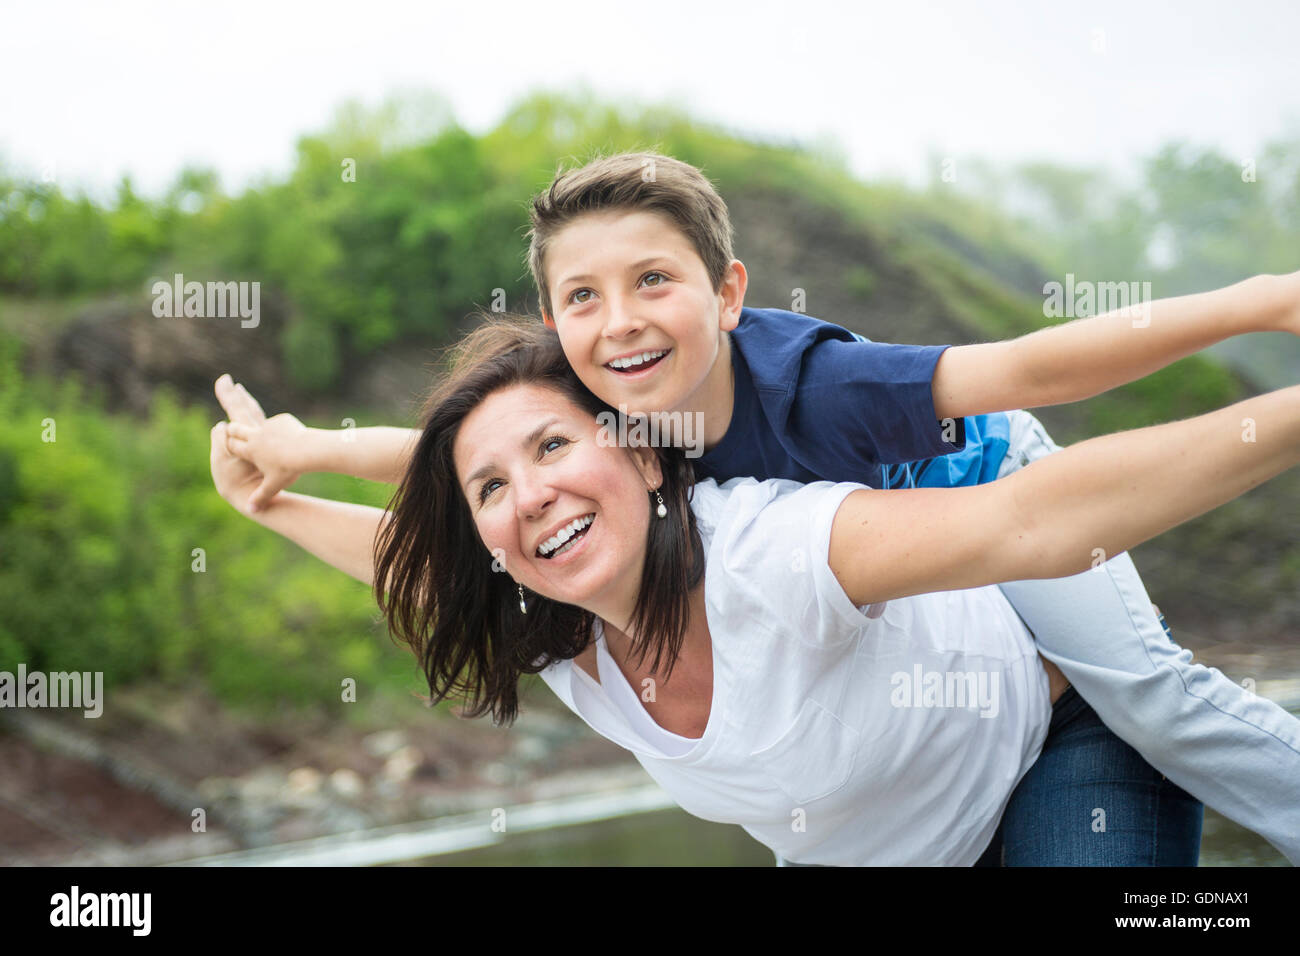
top-left (732, 305), bottom-right (946, 391)
top-left (720, 305), bottom-right (963, 476)
top-left (733, 306), bottom-right (858, 351)
top-left (730, 306), bottom-right (862, 390)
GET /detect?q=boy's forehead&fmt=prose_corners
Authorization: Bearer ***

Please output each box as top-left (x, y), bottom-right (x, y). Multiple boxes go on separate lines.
top-left (549, 208), bottom-right (697, 277)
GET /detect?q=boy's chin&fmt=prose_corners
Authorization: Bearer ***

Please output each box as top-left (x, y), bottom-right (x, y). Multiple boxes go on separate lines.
top-left (591, 379), bottom-right (681, 416)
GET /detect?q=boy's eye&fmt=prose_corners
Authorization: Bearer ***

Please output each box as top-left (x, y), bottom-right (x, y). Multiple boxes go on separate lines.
top-left (568, 288), bottom-right (593, 305)
top-left (641, 271), bottom-right (666, 287)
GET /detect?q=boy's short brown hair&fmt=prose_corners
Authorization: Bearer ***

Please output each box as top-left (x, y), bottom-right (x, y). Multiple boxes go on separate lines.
top-left (525, 151), bottom-right (735, 319)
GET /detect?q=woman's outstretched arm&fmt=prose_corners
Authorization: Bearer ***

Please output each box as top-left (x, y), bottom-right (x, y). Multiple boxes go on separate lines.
top-left (246, 492), bottom-right (388, 587)
top-left (210, 420), bottom-right (390, 586)
top-left (829, 384), bottom-right (1300, 606)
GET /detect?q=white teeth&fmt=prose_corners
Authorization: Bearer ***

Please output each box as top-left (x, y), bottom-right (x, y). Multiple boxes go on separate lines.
top-left (608, 349), bottom-right (666, 369)
top-left (538, 514), bottom-right (594, 556)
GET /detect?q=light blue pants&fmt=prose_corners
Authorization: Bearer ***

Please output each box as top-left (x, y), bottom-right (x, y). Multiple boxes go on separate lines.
top-left (994, 410), bottom-right (1300, 865)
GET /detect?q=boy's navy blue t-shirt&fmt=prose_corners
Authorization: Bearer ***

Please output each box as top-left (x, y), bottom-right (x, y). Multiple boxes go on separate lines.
top-left (693, 306), bottom-right (1009, 489)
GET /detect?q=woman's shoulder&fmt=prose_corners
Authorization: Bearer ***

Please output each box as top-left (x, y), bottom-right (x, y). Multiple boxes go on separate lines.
top-left (691, 475), bottom-right (861, 519)
top-left (690, 476), bottom-right (867, 564)
top-left (690, 476), bottom-right (881, 644)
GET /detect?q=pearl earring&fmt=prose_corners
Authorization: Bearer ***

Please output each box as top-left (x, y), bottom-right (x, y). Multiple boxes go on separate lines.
top-left (655, 489), bottom-right (667, 518)
top-left (518, 583), bottom-right (527, 614)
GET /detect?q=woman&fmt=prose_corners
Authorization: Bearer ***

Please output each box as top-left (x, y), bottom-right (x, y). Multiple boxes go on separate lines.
top-left (210, 316), bottom-right (1298, 865)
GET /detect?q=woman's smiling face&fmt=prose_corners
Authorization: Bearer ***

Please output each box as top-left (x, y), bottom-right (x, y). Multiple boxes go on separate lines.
top-left (452, 382), bottom-right (663, 624)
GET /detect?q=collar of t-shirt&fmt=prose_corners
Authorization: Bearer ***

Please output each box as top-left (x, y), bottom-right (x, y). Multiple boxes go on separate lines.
top-left (588, 618), bottom-right (699, 758)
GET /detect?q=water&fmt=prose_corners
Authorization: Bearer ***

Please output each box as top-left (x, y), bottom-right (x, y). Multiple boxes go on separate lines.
top-left (385, 807), bottom-right (775, 867)
top-left (388, 805), bottom-right (1287, 867)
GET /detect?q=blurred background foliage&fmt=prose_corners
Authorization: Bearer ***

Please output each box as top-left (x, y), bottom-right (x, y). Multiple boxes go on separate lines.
top-left (0, 335), bottom-right (414, 720)
top-left (2, 91), bottom-right (1298, 715)
top-left (7, 91), bottom-right (1297, 376)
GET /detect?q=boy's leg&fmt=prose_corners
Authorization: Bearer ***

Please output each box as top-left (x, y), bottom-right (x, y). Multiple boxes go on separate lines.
top-left (996, 412), bottom-right (1300, 864)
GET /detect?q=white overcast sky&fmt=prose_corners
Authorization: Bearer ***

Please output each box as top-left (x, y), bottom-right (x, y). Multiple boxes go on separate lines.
top-left (2, 0), bottom-right (1298, 201)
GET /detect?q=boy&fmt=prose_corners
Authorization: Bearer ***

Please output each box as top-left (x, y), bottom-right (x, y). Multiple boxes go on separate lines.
top-left (220, 151), bottom-right (1300, 863)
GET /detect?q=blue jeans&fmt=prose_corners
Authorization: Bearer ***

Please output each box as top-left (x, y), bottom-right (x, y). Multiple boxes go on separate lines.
top-left (973, 686), bottom-right (1203, 866)
top-left (774, 686), bottom-right (1203, 866)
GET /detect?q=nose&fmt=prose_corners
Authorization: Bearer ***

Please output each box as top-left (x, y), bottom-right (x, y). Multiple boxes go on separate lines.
top-left (601, 291), bottom-right (644, 341)
top-left (513, 466), bottom-right (556, 523)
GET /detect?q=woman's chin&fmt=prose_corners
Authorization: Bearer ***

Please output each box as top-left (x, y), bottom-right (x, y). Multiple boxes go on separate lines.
top-left (529, 566), bottom-right (614, 616)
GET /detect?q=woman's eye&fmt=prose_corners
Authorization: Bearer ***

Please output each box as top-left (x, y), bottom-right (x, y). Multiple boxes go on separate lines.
top-left (541, 436), bottom-right (568, 455)
top-left (479, 479), bottom-right (502, 502)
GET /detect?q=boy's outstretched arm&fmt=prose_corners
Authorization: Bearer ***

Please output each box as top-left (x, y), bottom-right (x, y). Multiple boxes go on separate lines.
top-left (285, 424), bottom-right (419, 484)
top-left (215, 374), bottom-right (420, 511)
top-left (931, 272), bottom-right (1299, 421)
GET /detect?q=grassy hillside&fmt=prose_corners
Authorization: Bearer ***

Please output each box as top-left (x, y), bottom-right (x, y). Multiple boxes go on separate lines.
top-left (2, 93), bottom-right (1296, 722)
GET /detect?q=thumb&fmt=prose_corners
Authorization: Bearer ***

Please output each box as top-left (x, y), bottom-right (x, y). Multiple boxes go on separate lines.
top-left (211, 421), bottom-right (231, 458)
top-left (249, 477), bottom-right (277, 513)
top-left (225, 423), bottom-right (251, 458)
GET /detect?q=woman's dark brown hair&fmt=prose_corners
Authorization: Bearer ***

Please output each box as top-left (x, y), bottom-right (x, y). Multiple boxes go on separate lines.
top-left (373, 313), bottom-right (705, 727)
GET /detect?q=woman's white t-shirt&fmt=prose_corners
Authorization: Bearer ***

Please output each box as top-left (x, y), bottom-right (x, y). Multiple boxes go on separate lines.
top-left (535, 476), bottom-right (1052, 865)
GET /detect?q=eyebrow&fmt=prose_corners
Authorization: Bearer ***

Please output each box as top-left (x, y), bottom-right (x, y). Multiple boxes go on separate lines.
top-left (557, 255), bottom-right (676, 290)
top-left (463, 417), bottom-right (563, 493)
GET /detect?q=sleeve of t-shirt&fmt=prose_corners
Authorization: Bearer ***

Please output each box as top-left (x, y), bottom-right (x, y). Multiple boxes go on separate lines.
top-left (776, 335), bottom-right (967, 478)
top-left (711, 478), bottom-right (881, 648)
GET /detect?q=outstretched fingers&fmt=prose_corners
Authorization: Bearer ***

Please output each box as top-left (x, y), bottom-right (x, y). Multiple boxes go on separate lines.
top-left (235, 382), bottom-right (268, 425)
top-left (213, 373), bottom-right (267, 426)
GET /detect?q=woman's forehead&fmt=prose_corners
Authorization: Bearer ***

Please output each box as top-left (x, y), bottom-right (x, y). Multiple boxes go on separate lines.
top-left (453, 383), bottom-right (591, 469)
top-left (472, 382), bottom-right (586, 425)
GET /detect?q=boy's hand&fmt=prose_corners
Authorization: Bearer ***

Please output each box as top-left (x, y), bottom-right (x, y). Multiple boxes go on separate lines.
top-left (213, 374), bottom-right (306, 512)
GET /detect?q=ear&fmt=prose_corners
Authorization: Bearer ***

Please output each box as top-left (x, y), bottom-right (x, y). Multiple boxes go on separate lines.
top-left (717, 259), bottom-right (747, 332)
top-left (542, 311), bottom-right (557, 331)
top-left (628, 443), bottom-right (664, 491)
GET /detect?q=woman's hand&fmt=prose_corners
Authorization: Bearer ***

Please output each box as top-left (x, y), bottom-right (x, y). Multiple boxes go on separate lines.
top-left (209, 420), bottom-right (270, 517)
top-left (208, 417), bottom-right (390, 585)
top-left (214, 374), bottom-right (307, 512)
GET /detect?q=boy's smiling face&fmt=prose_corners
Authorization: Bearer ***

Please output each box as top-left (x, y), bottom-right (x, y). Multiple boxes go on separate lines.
top-left (542, 208), bottom-right (745, 420)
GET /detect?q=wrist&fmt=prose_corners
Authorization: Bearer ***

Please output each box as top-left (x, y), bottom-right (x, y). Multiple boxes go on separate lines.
top-left (246, 489), bottom-right (299, 526)
top-left (1244, 272), bottom-right (1294, 334)
top-left (221, 489), bottom-right (258, 521)
top-left (294, 427), bottom-right (333, 474)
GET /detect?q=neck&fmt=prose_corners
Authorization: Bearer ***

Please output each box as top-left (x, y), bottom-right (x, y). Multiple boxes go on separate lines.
top-left (601, 577), bottom-right (706, 675)
top-left (675, 329), bottom-right (734, 454)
